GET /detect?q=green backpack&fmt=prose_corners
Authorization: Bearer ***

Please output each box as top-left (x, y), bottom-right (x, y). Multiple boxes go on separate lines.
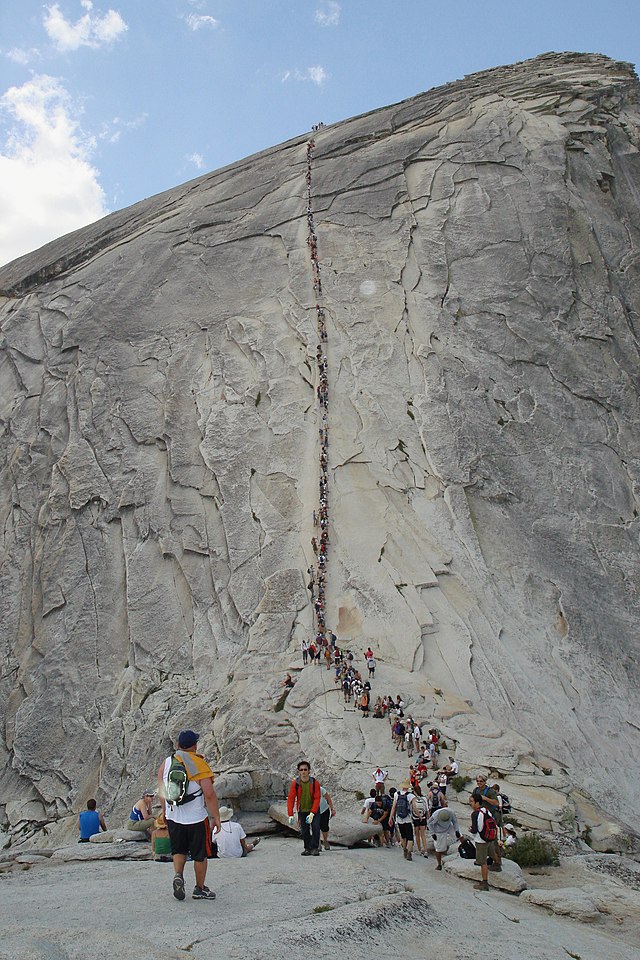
top-left (165, 753), bottom-right (193, 806)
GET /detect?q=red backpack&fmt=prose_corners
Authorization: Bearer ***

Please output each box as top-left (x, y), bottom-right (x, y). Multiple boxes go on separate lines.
top-left (480, 808), bottom-right (497, 842)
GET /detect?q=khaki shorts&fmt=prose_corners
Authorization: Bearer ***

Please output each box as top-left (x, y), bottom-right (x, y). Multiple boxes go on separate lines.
top-left (475, 840), bottom-right (499, 864)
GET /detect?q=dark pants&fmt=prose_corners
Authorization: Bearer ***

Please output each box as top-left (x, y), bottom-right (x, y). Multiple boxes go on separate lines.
top-left (298, 811), bottom-right (321, 850)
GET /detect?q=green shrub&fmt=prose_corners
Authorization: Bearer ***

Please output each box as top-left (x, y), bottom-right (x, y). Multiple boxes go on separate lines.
top-left (313, 905), bottom-right (334, 913)
top-left (354, 791), bottom-right (365, 802)
top-left (450, 775), bottom-right (471, 793)
top-left (504, 833), bottom-right (559, 868)
top-left (541, 766), bottom-right (552, 776)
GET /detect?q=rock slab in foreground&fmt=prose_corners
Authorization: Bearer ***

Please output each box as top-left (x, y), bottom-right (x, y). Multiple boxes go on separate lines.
top-left (520, 887), bottom-right (600, 922)
top-left (51, 842), bottom-right (151, 862)
top-left (444, 856), bottom-right (527, 893)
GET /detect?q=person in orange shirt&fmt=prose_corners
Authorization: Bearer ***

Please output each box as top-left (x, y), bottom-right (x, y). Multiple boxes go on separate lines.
top-left (287, 760), bottom-right (322, 856)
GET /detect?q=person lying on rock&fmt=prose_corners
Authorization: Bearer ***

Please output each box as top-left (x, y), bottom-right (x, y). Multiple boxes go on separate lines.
top-left (78, 798), bottom-right (107, 842)
top-left (280, 673), bottom-right (295, 688)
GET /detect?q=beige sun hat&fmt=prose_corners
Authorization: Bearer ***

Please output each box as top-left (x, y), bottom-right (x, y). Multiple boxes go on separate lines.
top-left (218, 806), bottom-right (234, 822)
top-left (399, 779), bottom-right (411, 790)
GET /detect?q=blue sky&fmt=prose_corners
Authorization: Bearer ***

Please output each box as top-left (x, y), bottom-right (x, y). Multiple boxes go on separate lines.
top-left (0, 0), bottom-right (638, 266)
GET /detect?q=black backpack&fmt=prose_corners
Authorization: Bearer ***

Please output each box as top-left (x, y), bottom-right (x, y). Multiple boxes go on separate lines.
top-left (500, 792), bottom-right (512, 814)
top-left (459, 838), bottom-right (476, 859)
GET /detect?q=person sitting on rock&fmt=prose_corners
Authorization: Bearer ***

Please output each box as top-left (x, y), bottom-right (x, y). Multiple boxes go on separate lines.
top-left (361, 788), bottom-right (377, 816)
top-left (280, 673), bottom-right (295, 688)
top-left (444, 757), bottom-right (459, 779)
top-left (127, 791), bottom-right (156, 838)
top-left (78, 798), bottom-right (106, 842)
top-left (152, 813), bottom-right (172, 862)
top-left (213, 806), bottom-right (260, 858)
top-left (504, 826), bottom-right (517, 847)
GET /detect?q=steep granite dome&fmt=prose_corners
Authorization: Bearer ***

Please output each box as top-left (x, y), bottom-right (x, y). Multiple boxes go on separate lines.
top-left (1, 52), bottom-right (639, 841)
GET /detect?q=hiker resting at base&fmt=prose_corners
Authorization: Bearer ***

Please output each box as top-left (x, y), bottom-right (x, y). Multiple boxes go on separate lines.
top-left (152, 814), bottom-right (172, 862)
top-left (78, 798), bottom-right (107, 842)
top-left (127, 790), bottom-right (155, 838)
top-left (212, 807), bottom-right (260, 858)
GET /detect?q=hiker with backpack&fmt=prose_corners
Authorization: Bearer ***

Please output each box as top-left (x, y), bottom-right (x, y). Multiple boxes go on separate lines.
top-left (390, 779), bottom-right (415, 860)
top-left (410, 783), bottom-right (429, 857)
top-left (472, 775), bottom-right (503, 843)
top-left (468, 794), bottom-right (501, 890)
top-left (158, 729), bottom-right (221, 902)
top-left (427, 799), bottom-right (462, 870)
top-left (287, 760), bottom-right (322, 856)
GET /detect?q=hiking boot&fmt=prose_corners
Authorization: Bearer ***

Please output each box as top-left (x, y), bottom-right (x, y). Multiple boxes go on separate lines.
top-left (311, 849), bottom-right (320, 856)
top-left (435, 863), bottom-right (442, 870)
top-left (192, 885), bottom-right (216, 900)
top-left (172, 874), bottom-right (185, 901)
top-left (323, 841), bottom-right (330, 851)
top-left (406, 851), bottom-right (413, 861)
top-left (301, 849), bottom-right (312, 856)
top-left (402, 848), bottom-right (408, 859)
top-left (473, 881), bottom-right (490, 891)
top-left (252, 837), bottom-right (261, 847)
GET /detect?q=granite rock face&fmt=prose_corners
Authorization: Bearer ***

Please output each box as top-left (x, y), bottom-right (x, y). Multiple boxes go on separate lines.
top-left (1, 53), bottom-right (639, 840)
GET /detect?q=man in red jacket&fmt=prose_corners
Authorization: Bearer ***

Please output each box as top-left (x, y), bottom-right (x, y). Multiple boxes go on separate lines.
top-left (287, 760), bottom-right (322, 856)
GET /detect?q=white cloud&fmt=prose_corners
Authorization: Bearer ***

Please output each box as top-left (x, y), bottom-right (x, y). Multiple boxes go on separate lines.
top-left (282, 65), bottom-right (329, 87)
top-left (185, 14), bottom-right (219, 30)
top-left (314, 2), bottom-right (341, 26)
top-left (43, 2), bottom-right (128, 52)
top-left (0, 74), bottom-right (108, 266)
top-left (98, 112), bottom-right (147, 144)
top-left (6, 47), bottom-right (42, 66)
top-left (186, 152), bottom-right (206, 169)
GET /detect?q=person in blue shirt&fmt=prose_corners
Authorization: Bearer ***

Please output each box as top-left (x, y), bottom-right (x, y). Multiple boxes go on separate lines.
top-left (79, 799), bottom-right (107, 842)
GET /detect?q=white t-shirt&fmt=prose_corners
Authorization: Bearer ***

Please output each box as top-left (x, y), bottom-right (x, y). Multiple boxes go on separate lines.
top-left (163, 756), bottom-right (208, 824)
top-left (449, 761), bottom-right (459, 774)
top-left (214, 820), bottom-right (246, 858)
top-left (373, 769), bottom-right (387, 784)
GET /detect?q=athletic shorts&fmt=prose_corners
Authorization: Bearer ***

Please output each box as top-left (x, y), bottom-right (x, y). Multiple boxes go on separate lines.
top-left (319, 809), bottom-right (331, 833)
top-left (167, 818), bottom-right (212, 861)
top-left (474, 840), bottom-right (499, 865)
top-left (412, 817), bottom-right (427, 828)
top-left (398, 822), bottom-right (415, 842)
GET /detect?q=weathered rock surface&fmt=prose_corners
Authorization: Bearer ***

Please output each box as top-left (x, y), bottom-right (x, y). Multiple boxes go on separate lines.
top-left (0, 52), bottom-right (639, 849)
top-left (50, 842), bottom-right (151, 861)
top-left (520, 886), bottom-right (601, 922)
top-left (3, 841), bottom-right (640, 960)
top-left (445, 855), bottom-right (528, 893)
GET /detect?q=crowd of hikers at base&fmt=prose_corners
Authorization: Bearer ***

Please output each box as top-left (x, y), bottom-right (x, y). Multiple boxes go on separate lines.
top-left (290, 637), bottom-right (515, 884)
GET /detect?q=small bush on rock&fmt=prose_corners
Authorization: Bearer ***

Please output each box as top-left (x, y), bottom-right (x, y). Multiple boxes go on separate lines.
top-left (450, 775), bottom-right (471, 793)
top-left (504, 833), bottom-right (559, 868)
